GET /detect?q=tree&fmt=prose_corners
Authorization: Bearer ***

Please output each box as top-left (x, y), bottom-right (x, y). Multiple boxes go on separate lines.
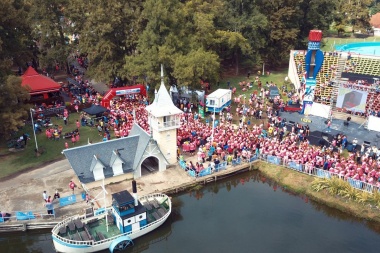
top-left (256, 0), bottom-right (301, 67)
top-left (0, 0), bottom-right (33, 138)
top-left (68, 0), bottom-right (144, 82)
top-left (337, 0), bottom-right (372, 31)
top-left (124, 0), bottom-right (250, 89)
top-left (218, 0), bottom-right (268, 74)
top-left (173, 49), bottom-right (220, 89)
top-left (0, 76), bottom-right (30, 139)
top-left (29, 0), bottom-right (71, 73)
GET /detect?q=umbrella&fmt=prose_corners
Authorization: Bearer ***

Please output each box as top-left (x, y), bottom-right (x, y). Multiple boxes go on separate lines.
top-left (83, 104), bottom-right (107, 115)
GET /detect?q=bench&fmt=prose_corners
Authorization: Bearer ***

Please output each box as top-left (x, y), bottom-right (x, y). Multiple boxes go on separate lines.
top-left (143, 202), bottom-right (152, 211)
top-left (107, 215), bottom-right (114, 224)
top-left (72, 232), bottom-right (82, 241)
top-left (86, 218), bottom-right (97, 225)
top-left (74, 219), bottom-right (84, 229)
top-left (157, 208), bottom-right (166, 217)
top-left (67, 221), bottom-right (75, 232)
top-left (80, 230), bottom-right (90, 241)
top-left (151, 199), bottom-right (159, 209)
top-left (84, 225), bottom-right (94, 240)
top-left (59, 226), bottom-right (67, 235)
top-left (97, 231), bottom-right (106, 241)
top-left (152, 212), bottom-right (160, 220)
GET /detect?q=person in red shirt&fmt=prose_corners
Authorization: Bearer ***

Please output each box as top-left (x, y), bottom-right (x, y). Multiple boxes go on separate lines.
top-left (69, 180), bottom-right (76, 194)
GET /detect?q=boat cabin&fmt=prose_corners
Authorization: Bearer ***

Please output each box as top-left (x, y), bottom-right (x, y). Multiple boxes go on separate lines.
top-left (111, 190), bottom-right (147, 234)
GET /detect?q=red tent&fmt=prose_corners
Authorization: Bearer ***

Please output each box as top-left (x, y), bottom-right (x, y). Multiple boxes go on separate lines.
top-left (21, 66), bottom-right (61, 96)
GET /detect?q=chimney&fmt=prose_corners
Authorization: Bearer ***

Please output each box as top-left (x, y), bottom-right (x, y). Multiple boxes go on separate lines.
top-left (132, 180), bottom-right (138, 206)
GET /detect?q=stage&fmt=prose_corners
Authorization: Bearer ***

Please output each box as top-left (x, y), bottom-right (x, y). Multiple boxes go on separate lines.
top-left (280, 111), bottom-right (380, 149)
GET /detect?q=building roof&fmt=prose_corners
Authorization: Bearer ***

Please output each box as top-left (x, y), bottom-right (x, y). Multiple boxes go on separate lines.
top-left (21, 66), bottom-right (61, 95)
top-left (129, 123), bottom-right (151, 169)
top-left (145, 65), bottom-right (183, 117)
top-left (63, 135), bottom-right (140, 184)
top-left (371, 13), bottom-right (380, 28)
top-left (63, 123), bottom-right (164, 184)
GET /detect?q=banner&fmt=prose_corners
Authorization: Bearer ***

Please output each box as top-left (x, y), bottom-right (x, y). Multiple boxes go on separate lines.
top-left (336, 87), bottom-right (367, 113)
top-left (198, 105), bottom-right (204, 118)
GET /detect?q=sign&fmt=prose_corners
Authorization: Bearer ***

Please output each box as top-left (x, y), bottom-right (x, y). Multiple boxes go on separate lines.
top-left (198, 105), bottom-right (204, 118)
top-left (301, 118), bottom-right (312, 123)
top-left (115, 88), bottom-right (141, 96)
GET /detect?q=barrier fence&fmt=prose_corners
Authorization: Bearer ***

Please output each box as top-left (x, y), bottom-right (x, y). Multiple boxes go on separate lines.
top-left (260, 154), bottom-right (379, 194)
top-left (179, 153), bottom-right (379, 194)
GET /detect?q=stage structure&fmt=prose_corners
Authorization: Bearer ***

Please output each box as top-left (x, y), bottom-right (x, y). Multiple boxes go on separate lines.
top-left (301, 30), bottom-right (324, 115)
top-left (336, 87), bottom-right (368, 113)
top-left (101, 84), bottom-right (147, 108)
top-left (309, 102), bottom-right (331, 119)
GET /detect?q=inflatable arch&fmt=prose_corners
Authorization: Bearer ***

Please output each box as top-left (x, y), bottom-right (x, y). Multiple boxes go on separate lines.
top-left (101, 84), bottom-right (147, 108)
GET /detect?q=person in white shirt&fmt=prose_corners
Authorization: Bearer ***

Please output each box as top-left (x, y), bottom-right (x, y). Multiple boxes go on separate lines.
top-left (43, 191), bottom-right (48, 202)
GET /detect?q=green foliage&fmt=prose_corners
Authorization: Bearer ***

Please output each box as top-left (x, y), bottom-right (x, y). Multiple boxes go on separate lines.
top-left (29, 0), bottom-right (71, 71)
top-left (68, 0), bottom-right (144, 82)
top-left (0, 76), bottom-right (30, 138)
top-left (337, 0), bottom-right (372, 31)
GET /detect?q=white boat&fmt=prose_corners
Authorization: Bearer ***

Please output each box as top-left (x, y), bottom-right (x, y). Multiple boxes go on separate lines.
top-left (52, 187), bottom-right (171, 253)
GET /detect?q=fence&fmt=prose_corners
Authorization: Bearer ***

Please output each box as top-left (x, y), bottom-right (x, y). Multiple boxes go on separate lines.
top-left (259, 154), bottom-right (380, 194)
top-left (0, 209), bottom-right (55, 223)
top-left (179, 153), bottom-right (379, 194)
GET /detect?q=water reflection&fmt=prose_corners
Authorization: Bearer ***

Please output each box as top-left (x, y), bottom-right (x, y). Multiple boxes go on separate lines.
top-left (185, 170), bottom-right (380, 235)
top-left (2, 170), bottom-right (380, 253)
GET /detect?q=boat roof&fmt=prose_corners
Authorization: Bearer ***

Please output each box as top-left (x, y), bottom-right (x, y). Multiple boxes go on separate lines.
top-left (112, 190), bottom-right (135, 206)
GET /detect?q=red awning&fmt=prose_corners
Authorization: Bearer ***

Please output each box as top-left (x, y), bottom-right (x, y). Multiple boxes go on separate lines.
top-left (21, 67), bottom-right (61, 94)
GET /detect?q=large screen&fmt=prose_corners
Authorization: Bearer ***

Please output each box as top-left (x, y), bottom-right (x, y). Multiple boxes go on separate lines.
top-left (336, 87), bottom-right (367, 113)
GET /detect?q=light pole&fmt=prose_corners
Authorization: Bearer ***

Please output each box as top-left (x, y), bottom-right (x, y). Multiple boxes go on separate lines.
top-left (30, 108), bottom-right (38, 152)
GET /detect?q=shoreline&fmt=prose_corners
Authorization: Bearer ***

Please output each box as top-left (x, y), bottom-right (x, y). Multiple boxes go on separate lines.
top-left (254, 161), bottom-right (380, 223)
top-left (1, 160), bottom-right (380, 232)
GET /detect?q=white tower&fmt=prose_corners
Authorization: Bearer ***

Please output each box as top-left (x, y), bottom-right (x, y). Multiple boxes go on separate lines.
top-left (145, 65), bottom-right (183, 164)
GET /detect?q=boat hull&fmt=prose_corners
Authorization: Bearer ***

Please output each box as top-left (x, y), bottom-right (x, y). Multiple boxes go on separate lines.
top-left (52, 193), bottom-right (171, 253)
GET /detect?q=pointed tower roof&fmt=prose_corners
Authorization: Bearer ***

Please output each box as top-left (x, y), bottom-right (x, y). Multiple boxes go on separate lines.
top-left (145, 65), bottom-right (183, 117)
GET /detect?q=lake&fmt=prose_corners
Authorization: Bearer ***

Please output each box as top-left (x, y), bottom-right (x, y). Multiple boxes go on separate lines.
top-left (1, 170), bottom-right (380, 253)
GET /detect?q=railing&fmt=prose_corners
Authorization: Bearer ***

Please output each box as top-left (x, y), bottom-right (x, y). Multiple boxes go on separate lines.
top-left (258, 154), bottom-right (380, 194)
top-left (52, 193), bottom-right (172, 247)
top-left (0, 209), bottom-right (56, 223)
top-left (179, 153), bottom-right (379, 194)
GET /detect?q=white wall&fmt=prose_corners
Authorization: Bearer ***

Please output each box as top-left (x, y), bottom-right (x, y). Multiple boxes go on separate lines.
top-left (310, 102), bottom-right (331, 119)
top-left (368, 116), bottom-right (380, 132)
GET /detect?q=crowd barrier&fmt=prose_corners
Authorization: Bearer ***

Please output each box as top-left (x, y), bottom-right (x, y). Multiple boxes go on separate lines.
top-left (260, 154), bottom-right (379, 194)
top-left (0, 209), bottom-right (55, 223)
top-left (178, 152), bottom-right (380, 194)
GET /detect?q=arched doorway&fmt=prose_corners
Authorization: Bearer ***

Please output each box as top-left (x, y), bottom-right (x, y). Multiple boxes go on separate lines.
top-left (141, 156), bottom-right (159, 176)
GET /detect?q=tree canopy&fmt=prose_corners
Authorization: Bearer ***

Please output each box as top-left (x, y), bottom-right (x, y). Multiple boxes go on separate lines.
top-left (0, 0), bottom-right (375, 137)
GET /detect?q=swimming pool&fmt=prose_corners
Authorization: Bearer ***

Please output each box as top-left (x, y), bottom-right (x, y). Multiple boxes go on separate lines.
top-left (335, 41), bottom-right (380, 56)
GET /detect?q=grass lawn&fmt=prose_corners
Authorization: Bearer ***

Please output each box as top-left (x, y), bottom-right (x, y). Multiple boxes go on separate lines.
top-left (0, 113), bottom-right (104, 179)
top-left (322, 36), bottom-right (380, 52)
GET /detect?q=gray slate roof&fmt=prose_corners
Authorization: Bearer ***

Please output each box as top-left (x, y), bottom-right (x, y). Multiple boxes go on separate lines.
top-left (129, 124), bottom-right (151, 170)
top-left (63, 132), bottom-right (140, 183)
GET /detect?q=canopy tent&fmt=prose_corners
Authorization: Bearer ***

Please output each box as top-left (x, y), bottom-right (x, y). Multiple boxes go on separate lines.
top-left (83, 104), bottom-right (107, 115)
top-left (21, 67), bottom-right (61, 95)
